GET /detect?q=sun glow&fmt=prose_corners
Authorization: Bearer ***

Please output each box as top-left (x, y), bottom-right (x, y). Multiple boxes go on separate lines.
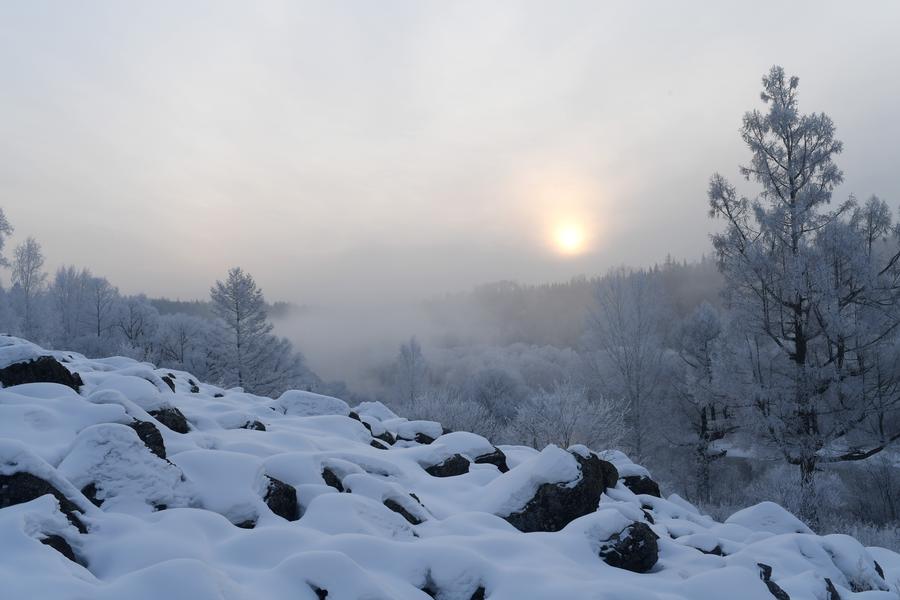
top-left (554, 223), bottom-right (586, 255)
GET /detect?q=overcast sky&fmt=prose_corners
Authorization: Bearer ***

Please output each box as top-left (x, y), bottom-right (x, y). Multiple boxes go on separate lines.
top-left (2, 1), bottom-right (899, 305)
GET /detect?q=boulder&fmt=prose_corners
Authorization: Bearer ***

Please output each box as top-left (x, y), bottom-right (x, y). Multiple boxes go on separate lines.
top-left (127, 419), bottom-right (166, 459)
top-left (148, 407), bottom-right (190, 434)
top-left (0, 472), bottom-right (87, 533)
top-left (505, 452), bottom-right (618, 533)
top-left (825, 578), bottom-right (841, 600)
top-left (241, 420), bottom-right (266, 431)
top-left (425, 454), bottom-right (470, 478)
top-left (474, 447), bottom-right (509, 473)
top-left (622, 475), bottom-right (661, 497)
top-left (264, 476), bottom-right (300, 521)
top-left (0, 356), bottom-right (83, 391)
top-left (598, 522), bottom-right (659, 573)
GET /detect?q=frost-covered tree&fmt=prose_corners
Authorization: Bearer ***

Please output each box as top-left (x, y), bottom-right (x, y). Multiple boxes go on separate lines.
top-left (11, 237), bottom-right (47, 340)
top-left (510, 380), bottom-right (627, 450)
top-left (0, 208), bottom-right (14, 269)
top-left (156, 313), bottom-right (213, 377)
top-left (115, 295), bottom-right (159, 360)
top-left (209, 267), bottom-right (274, 391)
top-left (49, 266), bottom-right (92, 347)
top-left (708, 66), bottom-right (900, 523)
top-left (673, 302), bottom-right (737, 503)
top-left (587, 268), bottom-right (667, 459)
top-left (84, 276), bottom-right (119, 339)
top-left (392, 337), bottom-right (429, 406)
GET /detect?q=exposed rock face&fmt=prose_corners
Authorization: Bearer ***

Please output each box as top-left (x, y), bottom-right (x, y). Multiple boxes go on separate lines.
top-left (622, 475), bottom-right (661, 498)
top-left (425, 454), bottom-right (470, 478)
top-left (160, 374), bottom-right (176, 392)
top-left (414, 433), bottom-right (436, 445)
top-left (598, 522), bottom-right (659, 573)
top-left (0, 356), bottom-right (83, 391)
top-left (0, 472), bottom-right (86, 533)
top-left (264, 476), bottom-right (299, 521)
top-left (825, 578), bottom-right (841, 600)
top-left (758, 563), bottom-right (790, 600)
top-left (383, 498), bottom-right (422, 525)
top-left (148, 407), bottom-right (190, 434)
top-left (127, 419), bottom-right (166, 459)
top-left (241, 420), bottom-right (266, 431)
top-left (505, 452), bottom-right (619, 533)
top-left (474, 447), bottom-right (509, 473)
top-left (40, 534), bottom-right (79, 563)
top-left (321, 467), bottom-right (344, 492)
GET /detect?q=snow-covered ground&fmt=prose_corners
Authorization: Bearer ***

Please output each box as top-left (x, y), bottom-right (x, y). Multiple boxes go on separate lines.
top-left (0, 335), bottom-right (897, 599)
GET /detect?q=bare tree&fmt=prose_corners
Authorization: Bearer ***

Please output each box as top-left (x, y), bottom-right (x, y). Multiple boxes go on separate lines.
top-left (587, 268), bottom-right (666, 459)
top-left (11, 237), bottom-right (46, 340)
top-left (708, 66), bottom-right (900, 524)
top-left (510, 380), bottom-right (627, 450)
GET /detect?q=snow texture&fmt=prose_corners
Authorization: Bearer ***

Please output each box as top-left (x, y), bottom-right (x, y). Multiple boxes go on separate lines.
top-left (0, 335), bottom-right (896, 599)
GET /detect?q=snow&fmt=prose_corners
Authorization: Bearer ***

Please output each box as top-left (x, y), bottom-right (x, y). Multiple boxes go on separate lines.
top-left (0, 336), bottom-right (897, 599)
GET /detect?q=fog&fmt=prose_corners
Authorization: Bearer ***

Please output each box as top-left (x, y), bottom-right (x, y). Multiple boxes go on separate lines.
top-left (2, 1), bottom-right (900, 386)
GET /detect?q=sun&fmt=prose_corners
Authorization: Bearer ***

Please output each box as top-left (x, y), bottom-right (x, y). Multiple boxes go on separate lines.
top-left (554, 224), bottom-right (586, 255)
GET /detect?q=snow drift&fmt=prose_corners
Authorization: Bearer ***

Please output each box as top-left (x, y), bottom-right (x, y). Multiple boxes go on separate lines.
top-left (0, 335), bottom-right (897, 599)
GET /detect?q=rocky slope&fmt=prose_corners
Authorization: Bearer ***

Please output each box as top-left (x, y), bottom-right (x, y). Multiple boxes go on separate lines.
top-left (0, 335), bottom-right (897, 599)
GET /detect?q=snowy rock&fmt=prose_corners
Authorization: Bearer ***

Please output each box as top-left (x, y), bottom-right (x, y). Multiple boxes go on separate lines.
top-left (271, 390), bottom-right (349, 417)
top-left (127, 419), bottom-right (167, 459)
top-left (725, 501), bottom-right (813, 535)
top-left (473, 447), bottom-right (509, 472)
top-left (147, 406), bottom-right (191, 434)
top-left (57, 423), bottom-right (193, 513)
top-left (0, 356), bottom-right (83, 391)
top-left (424, 454), bottom-right (470, 478)
top-left (622, 474), bottom-right (661, 497)
top-left (0, 472), bottom-right (87, 533)
top-left (498, 448), bottom-right (618, 533)
top-left (263, 476), bottom-right (300, 521)
top-left (598, 521), bottom-right (659, 573)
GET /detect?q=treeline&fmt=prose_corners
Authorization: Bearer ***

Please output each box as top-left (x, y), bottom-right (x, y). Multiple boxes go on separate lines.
top-left (0, 221), bottom-right (323, 398)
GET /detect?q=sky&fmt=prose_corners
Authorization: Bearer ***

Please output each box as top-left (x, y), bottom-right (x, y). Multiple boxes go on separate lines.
top-left (2, 1), bottom-right (900, 309)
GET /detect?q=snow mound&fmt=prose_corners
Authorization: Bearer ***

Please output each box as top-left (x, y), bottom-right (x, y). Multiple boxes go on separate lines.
top-left (0, 336), bottom-right (896, 600)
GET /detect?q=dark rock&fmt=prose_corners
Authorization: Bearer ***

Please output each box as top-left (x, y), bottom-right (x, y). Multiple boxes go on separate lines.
top-left (414, 433), bottom-right (435, 445)
top-left (241, 420), bottom-right (266, 431)
top-left (504, 452), bottom-right (618, 533)
top-left (825, 578), bottom-right (841, 600)
top-left (160, 375), bottom-right (175, 392)
top-left (264, 476), bottom-right (299, 521)
top-left (642, 509), bottom-right (655, 524)
top-left (374, 430), bottom-right (396, 446)
top-left (700, 545), bottom-right (724, 556)
top-left (348, 411), bottom-right (361, 421)
top-left (81, 483), bottom-right (102, 507)
top-left (757, 563), bottom-right (790, 600)
top-left (310, 585), bottom-right (328, 600)
top-left (425, 454), bottom-right (470, 478)
top-left (148, 407), bottom-right (190, 434)
top-left (213, 392), bottom-right (224, 398)
top-left (0, 356), bottom-right (83, 391)
top-left (441, 426), bottom-right (453, 435)
top-left (321, 467), bottom-right (344, 492)
top-left (470, 587), bottom-right (486, 600)
top-left (234, 519), bottom-right (256, 529)
top-left (40, 534), bottom-right (79, 563)
top-left (370, 439), bottom-right (389, 450)
top-left (599, 522), bottom-right (659, 573)
top-left (874, 561), bottom-right (885, 580)
top-left (0, 472), bottom-right (87, 533)
top-left (622, 475), bottom-right (661, 498)
top-left (128, 419), bottom-right (166, 459)
top-left (383, 498), bottom-right (422, 525)
top-left (188, 379), bottom-right (199, 393)
top-left (153, 503), bottom-right (168, 511)
top-left (474, 447), bottom-right (509, 473)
